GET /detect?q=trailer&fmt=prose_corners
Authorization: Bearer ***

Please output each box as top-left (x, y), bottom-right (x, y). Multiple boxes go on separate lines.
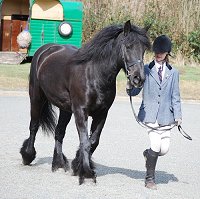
top-left (0, 0), bottom-right (83, 64)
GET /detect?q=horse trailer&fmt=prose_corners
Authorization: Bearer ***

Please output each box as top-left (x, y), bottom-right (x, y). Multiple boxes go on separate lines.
top-left (0, 0), bottom-right (83, 64)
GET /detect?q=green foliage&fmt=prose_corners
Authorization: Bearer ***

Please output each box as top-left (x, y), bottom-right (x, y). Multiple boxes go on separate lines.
top-left (142, 2), bottom-right (166, 39)
top-left (81, 0), bottom-right (200, 63)
top-left (143, 15), bottom-right (172, 41)
top-left (82, 1), bottom-right (134, 42)
top-left (188, 29), bottom-right (200, 62)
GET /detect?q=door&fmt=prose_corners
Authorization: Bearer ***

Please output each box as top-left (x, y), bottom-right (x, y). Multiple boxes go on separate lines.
top-left (1, 19), bottom-right (11, 51)
top-left (0, 15), bottom-right (28, 51)
top-left (11, 15), bottom-right (28, 52)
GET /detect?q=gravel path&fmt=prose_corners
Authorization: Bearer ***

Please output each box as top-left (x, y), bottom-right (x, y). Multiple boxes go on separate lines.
top-left (0, 94), bottom-right (199, 199)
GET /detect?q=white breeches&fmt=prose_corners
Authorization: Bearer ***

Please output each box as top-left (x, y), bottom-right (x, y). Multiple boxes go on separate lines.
top-left (147, 122), bottom-right (171, 156)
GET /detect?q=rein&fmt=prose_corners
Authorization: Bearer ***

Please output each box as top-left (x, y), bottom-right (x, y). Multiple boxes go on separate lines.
top-left (129, 95), bottom-right (192, 141)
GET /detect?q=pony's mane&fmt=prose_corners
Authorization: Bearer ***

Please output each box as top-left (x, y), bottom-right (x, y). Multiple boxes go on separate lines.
top-left (73, 24), bottom-right (150, 64)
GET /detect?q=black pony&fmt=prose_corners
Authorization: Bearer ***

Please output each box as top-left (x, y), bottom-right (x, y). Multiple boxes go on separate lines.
top-left (20, 20), bottom-right (150, 184)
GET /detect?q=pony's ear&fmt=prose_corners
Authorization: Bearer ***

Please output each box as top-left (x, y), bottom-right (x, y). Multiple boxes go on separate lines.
top-left (124, 20), bottom-right (131, 36)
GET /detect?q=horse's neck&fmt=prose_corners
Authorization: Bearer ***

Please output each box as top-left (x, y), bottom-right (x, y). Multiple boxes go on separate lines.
top-left (91, 42), bottom-right (122, 86)
top-left (93, 60), bottom-right (121, 87)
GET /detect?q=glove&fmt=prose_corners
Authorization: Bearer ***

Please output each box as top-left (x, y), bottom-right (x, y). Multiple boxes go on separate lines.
top-left (175, 118), bottom-right (182, 126)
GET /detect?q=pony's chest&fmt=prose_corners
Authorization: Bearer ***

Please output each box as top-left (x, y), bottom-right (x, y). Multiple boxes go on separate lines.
top-left (88, 90), bottom-right (115, 113)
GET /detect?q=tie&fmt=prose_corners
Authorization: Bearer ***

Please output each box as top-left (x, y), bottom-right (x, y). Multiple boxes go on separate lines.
top-left (158, 66), bottom-right (163, 83)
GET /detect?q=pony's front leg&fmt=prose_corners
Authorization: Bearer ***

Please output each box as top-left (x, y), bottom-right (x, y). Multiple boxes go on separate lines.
top-left (89, 111), bottom-right (108, 155)
top-left (52, 110), bottom-right (72, 172)
top-left (71, 110), bottom-right (95, 185)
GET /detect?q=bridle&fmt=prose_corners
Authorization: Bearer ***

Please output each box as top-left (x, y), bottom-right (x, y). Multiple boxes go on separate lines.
top-left (121, 43), bottom-right (143, 79)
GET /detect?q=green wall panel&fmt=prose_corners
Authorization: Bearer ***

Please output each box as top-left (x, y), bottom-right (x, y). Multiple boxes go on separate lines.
top-left (29, 19), bottom-right (82, 56)
top-left (28, 1), bottom-right (83, 56)
top-left (0, 1), bottom-right (83, 56)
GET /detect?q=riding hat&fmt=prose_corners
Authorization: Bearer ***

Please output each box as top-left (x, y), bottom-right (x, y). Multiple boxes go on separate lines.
top-left (152, 35), bottom-right (172, 54)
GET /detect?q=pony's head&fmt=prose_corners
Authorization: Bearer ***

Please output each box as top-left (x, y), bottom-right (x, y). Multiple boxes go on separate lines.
top-left (120, 20), bottom-right (151, 88)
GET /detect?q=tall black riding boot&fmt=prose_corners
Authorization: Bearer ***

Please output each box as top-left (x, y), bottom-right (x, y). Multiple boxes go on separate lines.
top-left (143, 148), bottom-right (159, 190)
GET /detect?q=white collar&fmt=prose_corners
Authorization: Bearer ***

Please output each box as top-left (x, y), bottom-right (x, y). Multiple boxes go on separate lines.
top-left (154, 60), bottom-right (166, 71)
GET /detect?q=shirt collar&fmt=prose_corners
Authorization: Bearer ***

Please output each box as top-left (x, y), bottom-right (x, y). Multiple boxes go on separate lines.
top-left (154, 60), bottom-right (166, 70)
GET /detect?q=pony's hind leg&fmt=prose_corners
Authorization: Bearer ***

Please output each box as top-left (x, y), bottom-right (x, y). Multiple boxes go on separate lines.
top-left (52, 110), bottom-right (72, 172)
top-left (20, 85), bottom-right (55, 165)
top-left (20, 99), bottom-right (42, 165)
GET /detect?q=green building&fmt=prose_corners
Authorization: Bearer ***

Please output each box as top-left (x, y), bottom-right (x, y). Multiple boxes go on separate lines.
top-left (0, 0), bottom-right (83, 57)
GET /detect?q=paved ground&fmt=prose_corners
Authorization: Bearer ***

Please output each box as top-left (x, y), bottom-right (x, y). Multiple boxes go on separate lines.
top-left (0, 93), bottom-right (200, 199)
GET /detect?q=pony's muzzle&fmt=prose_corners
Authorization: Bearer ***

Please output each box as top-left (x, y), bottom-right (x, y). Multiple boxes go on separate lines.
top-left (129, 73), bottom-right (145, 88)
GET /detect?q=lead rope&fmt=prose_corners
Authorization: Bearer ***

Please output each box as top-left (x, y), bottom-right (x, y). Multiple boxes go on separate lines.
top-left (129, 95), bottom-right (192, 140)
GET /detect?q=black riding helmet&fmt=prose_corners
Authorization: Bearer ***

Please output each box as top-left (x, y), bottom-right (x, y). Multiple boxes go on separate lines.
top-left (152, 35), bottom-right (172, 54)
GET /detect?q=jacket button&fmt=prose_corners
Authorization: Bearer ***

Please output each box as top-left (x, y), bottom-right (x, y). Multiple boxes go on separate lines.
top-left (158, 102), bottom-right (160, 104)
top-left (158, 95), bottom-right (160, 97)
top-left (159, 88), bottom-right (161, 90)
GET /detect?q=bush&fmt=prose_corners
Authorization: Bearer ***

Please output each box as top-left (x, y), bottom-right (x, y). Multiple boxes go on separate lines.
top-left (188, 29), bottom-right (200, 62)
top-left (80, 0), bottom-right (200, 63)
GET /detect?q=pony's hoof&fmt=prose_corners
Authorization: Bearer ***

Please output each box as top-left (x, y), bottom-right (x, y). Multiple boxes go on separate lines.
top-left (78, 174), bottom-right (97, 185)
top-left (79, 176), bottom-right (85, 185)
top-left (20, 139), bottom-right (36, 165)
top-left (52, 153), bottom-right (69, 172)
top-left (21, 152), bottom-right (36, 165)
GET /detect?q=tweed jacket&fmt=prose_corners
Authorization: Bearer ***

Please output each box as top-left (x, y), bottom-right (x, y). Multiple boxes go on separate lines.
top-left (128, 61), bottom-right (182, 126)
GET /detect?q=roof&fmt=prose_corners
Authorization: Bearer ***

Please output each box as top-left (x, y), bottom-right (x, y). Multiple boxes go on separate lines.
top-left (0, 0), bottom-right (83, 20)
top-left (60, 1), bottom-right (83, 20)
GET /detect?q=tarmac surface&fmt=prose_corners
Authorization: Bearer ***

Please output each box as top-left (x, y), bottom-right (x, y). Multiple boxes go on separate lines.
top-left (0, 93), bottom-right (200, 199)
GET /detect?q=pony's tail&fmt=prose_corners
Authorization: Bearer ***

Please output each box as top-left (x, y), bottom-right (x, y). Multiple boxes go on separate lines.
top-left (39, 100), bottom-right (57, 135)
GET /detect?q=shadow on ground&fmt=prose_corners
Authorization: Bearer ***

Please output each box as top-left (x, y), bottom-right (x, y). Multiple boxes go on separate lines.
top-left (34, 157), bottom-right (178, 185)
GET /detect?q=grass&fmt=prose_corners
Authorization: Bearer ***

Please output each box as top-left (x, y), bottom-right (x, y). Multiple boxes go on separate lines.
top-left (179, 66), bottom-right (200, 81)
top-left (0, 62), bottom-right (200, 100)
top-left (0, 63), bottom-right (30, 91)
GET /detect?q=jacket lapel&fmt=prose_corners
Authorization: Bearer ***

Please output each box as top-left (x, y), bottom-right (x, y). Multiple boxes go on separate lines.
top-left (162, 63), bottom-right (173, 85)
top-left (148, 61), bottom-right (173, 86)
top-left (148, 61), bottom-right (161, 85)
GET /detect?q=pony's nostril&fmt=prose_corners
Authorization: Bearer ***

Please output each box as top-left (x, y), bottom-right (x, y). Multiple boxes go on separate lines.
top-left (134, 75), bottom-right (139, 79)
top-left (133, 75), bottom-right (140, 84)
